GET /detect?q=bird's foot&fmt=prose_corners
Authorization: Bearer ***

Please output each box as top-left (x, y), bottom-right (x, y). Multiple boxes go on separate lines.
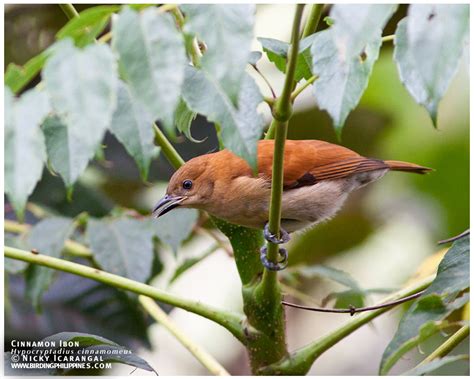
top-left (260, 246), bottom-right (288, 271)
top-left (264, 223), bottom-right (291, 244)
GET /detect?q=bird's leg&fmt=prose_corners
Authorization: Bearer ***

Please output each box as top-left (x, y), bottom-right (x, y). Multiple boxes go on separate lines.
top-left (263, 222), bottom-right (290, 244)
top-left (260, 222), bottom-right (291, 271)
top-left (260, 246), bottom-right (288, 271)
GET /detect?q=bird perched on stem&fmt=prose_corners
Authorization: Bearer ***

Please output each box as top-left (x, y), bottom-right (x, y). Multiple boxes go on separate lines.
top-left (153, 140), bottom-right (431, 270)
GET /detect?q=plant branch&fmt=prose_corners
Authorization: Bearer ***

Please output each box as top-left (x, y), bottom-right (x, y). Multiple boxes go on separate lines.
top-left (282, 290), bottom-right (425, 315)
top-left (419, 324), bottom-right (470, 365)
top-left (260, 3), bottom-right (304, 280)
top-left (301, 4), bottom-right (324, 39)
top-left (152, 123), bottom-right (185, 169)
top-left (438, 229), bottom-right (470, 245)
top-left (290, 75), bottom-right (318, 102)
top-left (250, 64), bottom-right (277, 99)
top-left (139, 296), bottom-right (230, 376)
top-left (259, 275), bottom-right (435, 375)
top-left (5, 246), bottom-right (246, 342)
top-left (59, 4), bottom-right (79, 20)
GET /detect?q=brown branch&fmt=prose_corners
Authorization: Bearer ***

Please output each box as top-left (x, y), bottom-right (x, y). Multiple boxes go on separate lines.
top-left (438, 229), bottom-right (469, 245)
top-left (282, 290), bottom-right (425, 316)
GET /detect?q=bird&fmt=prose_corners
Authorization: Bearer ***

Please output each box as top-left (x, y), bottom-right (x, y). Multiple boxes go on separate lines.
top-left (153, 139), bottom-right (431, 270)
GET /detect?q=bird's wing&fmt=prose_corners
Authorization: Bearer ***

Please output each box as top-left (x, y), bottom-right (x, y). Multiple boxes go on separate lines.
top-left (257, 140), bottom-right (388, 189)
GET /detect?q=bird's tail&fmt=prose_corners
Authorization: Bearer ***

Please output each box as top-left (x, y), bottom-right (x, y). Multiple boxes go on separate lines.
top-left (384, 160), bottom-right (432, 174)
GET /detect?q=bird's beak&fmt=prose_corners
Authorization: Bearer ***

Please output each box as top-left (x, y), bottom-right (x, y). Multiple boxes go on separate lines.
top-left (152, 195), bottom-right (185, 218)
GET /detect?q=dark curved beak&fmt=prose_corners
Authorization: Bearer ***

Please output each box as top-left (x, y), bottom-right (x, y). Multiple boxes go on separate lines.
top-left (152, 195), bottom-right (185, 218)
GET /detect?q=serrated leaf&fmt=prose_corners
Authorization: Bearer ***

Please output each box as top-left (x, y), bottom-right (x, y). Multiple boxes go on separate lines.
top-left (112, 6), bottom-right (186, 134)
top-left (330, 4), bottom-right (397, 57)
top-left (88, 218), bottom-right (154, 282)
top-left (395, 5), bottom-right (469, 124)
top-left (5, 51), bottom-right (49, 94)
top-left (110, 81), bottom-right (160, 180)
top-left (259, 35), bottom-right (316, 82)
top-left (258, 37), bottom-right (288, 73)
top-left (5, 87), bottom-right (51, 220)
top-left (182, 4), bottom-right (255, 103)
top-left (175, 98), bottom-right (200, 143)
top-left (42, 332), bottom-right (157, 374)
top-left (402, 354), bottom-right (469, 376)
top-left (42, 39), bottom-right (117, 187)
top-left (311, 29), bottom-right (381, 134)
top-left (380, 236), bottom-right (470, 375)
top-left (182, 66), bottom-right (265, 169)
top-left (149, 208), bottom-right (198, 255)
top-left (57, 5), bottom-right (120, 47)
top-left (25, 217), bottom-right (75, 311)
top-left (310, 4), bottom-right (395, 133)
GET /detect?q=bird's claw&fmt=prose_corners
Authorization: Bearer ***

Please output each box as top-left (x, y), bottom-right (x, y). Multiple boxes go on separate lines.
top-left (260, 246), bottom-right (288, 271)
top-left (264, 223), bottom-right (290, 244)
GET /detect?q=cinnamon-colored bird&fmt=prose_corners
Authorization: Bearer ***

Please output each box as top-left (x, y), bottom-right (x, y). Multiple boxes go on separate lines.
top-left (153, 140), bottom-right (430, 269)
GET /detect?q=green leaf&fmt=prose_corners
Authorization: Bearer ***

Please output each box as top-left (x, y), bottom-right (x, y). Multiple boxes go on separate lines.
top-left (330, 4), bottom-right (397, 57)
top-left (42, 39), bottom-right (117, 187)
top-left (258, 35), bottom-right (316, 82)
top-left (258, 37), bottom-right (288, 73)
top-left (110, 81), bottom-right (160, 180)
top-left (311, 29), bottom-right (381, 135)
top-left (149, 208), bottom-right (199, 254)
top-left (5, 51), bottom-right (49, 94)
top-left (182, 4), bottom-right (255, 103)
top-left (294, 264), bottom-right (361, 290)
top-left (5, 87), bottom-right (51, 220)
top-left (175, 98), bottom-right (200, 143)
top-left (42, 332), bottom-right (157, 374)
top-left (112, 6), bottom-right (186, 134)
top-left (310, 4), bottom-right (396, 133)
top-left (395, 5), bottom-right (469, 124)
top-left (57, 5), bottom-right (120, 47)
top-left (25, 217), bottom-right (75, 311)
top-left (380, 235), bottom-right (470, 375)
top-left (88, 218), bottom-right (155, 282)
top-left (182, 66), bottom-right (265, 169)
top-left (402, 354), bottom-right (469, 376)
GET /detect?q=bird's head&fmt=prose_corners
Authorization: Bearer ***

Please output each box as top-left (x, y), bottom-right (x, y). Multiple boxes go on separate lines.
top-left (152, 155), bottom-right (215, 218)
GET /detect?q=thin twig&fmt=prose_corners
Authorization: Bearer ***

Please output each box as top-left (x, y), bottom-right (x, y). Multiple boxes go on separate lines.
top-left (282, 290), bottom-right (425, 316)
top-left (250, 64), bottom-right (277, 99)
top-left (139, 296), bottom-right (230, 376)
top-left (290, 75), bottom-right (318, 102)
top-left (438, 229), bottom-right (470, 245)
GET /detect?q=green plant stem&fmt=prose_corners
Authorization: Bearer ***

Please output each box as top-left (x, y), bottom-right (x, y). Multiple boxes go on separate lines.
top-left (382, 34), bottom-right (395, 43)
top-left (258, 275), bottom-right (435, 375)
top-left (260, 3), bottom-right (304, 287)
top-left (301, 4), bottom-right (324, 39)
top-left (5, 246), bottom-right (246, 342)
top-left (419, 324), bottom-right (470, 365)
top-left (139, 296), bottom-right (231, 376)
top-left (153, 123), bottom-right (185, 169)
top-left (59, 4), bottom-right (79, 20)
top-left (290, 75), bottom-right (318, 102)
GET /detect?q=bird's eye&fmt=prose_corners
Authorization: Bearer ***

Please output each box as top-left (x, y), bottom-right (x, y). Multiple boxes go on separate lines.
top-left (182, 179), bottom-right (193, 190)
